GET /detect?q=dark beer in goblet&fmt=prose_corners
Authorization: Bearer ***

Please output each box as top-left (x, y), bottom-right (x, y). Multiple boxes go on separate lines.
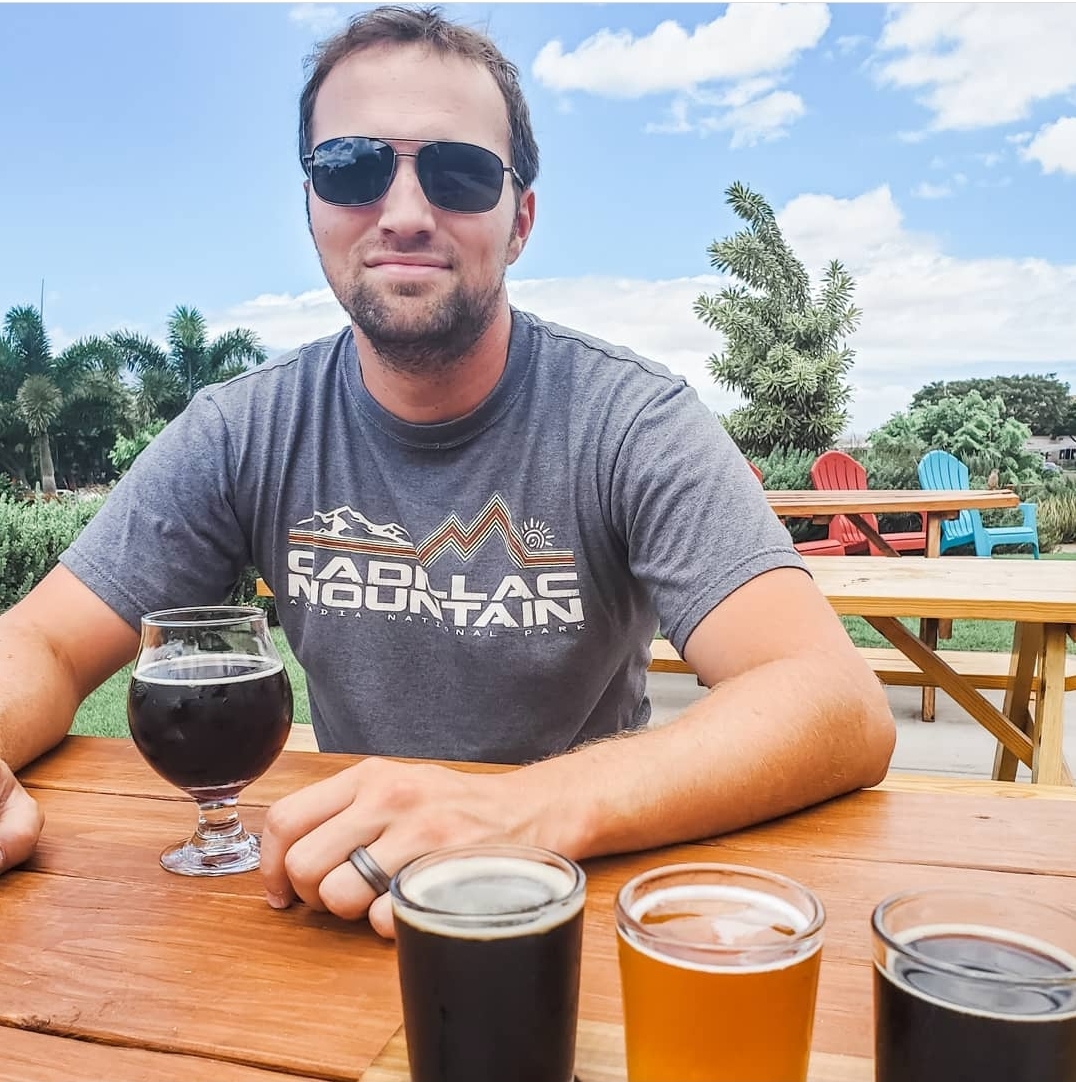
top-left (127, 606), bottom-right (293, 876)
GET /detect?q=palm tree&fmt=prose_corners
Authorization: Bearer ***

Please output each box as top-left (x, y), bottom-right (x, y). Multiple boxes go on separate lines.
top-left (111, 305), bottom-right (267, 422)
top-left (0, 305), bottom-right (128, 494)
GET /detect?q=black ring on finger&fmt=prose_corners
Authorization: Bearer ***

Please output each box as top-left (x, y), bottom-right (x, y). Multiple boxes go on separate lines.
top-left (347, 844), bottom-right (392, 896)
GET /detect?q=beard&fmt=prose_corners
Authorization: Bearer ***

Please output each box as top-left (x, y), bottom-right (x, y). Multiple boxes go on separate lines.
top-left (337, 272), bottom-right (505, 376)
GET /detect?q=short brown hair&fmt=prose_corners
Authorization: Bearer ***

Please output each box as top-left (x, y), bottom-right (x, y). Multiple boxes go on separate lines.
top-left (298, 5), bottom-right (539, 188)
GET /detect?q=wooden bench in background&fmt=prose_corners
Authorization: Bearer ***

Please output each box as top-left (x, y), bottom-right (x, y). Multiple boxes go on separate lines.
top-left (648, 637), bottom-right (1076, 693)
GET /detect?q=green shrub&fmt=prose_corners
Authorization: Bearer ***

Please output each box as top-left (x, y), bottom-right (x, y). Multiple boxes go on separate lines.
top-left (1038, 490), bottom-right (1076, 547)
top-left (0, 495), bottom-right (106, 610)
top-left (751, 447), bottom-right (815, 491)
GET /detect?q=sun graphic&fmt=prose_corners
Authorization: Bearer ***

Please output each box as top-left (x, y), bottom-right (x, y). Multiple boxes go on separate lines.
top-left (520, 517), bottom-right (555, 550)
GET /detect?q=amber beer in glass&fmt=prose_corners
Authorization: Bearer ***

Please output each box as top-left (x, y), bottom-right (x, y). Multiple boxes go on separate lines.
top-left (873, 889), bottom-right (1076, 1082)
top-left (616, 863), bottom-right (825, 1082)
top-left (391, 844), bottom-right (586, 1082)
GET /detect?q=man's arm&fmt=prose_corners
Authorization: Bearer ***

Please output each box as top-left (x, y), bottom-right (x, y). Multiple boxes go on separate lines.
top-left (0, 565), bottom-right (140, 871)
top-left (260, 566), bottom-right (894, 935)
top-left (515, 566), bottom-right (895, 859)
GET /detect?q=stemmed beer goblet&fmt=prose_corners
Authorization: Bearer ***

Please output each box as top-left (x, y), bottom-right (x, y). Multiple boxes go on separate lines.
top-left (127, 606), bottom-right (294, 876)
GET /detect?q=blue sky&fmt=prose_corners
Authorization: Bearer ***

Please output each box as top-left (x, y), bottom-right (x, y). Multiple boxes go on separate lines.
top-left (3, 2), bottom-right (1075, 434)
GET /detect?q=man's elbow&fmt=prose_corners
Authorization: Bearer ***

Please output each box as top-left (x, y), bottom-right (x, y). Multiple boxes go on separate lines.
top-left (853, 676), bottom-right (897, 788)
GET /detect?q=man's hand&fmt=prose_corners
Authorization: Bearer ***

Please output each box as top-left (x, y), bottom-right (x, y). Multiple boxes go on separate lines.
top-left (259, 759), bottom-right (545, 938)
top-left (0, 761), bottom-right (44, 873)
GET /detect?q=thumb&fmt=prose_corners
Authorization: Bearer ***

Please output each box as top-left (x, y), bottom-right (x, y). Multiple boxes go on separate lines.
top-left (368, 892), bottom-right (397, 940)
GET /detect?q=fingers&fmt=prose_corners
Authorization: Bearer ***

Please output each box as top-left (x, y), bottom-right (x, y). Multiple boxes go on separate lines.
top-left (260, 763), bottom-right (372, 905)
top-left (368, 891), bottom-right (397, 940)
top-left (260, 759), bottom-right (514, 931)
top-left (317, 833), bottom-right (415, 921)
top-left (280, 805), bottom-right (393, 912)
top-left (0, 763), bottom-right (44, 873)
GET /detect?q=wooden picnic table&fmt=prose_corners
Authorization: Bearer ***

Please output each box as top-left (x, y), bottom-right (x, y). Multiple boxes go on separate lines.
top-left (807, 555), bottom-right (1076, 785)
top-left (765, 488), bottom-right (1019, 559)
top-left (767, 488), bottom-right (1021, 722)
top-left (4, 738), bottom-right (1076, 1081)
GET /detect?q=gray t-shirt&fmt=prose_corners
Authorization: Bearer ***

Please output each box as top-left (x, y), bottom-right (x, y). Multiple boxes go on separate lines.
top-left (62, 308), bottom-right (804, 762)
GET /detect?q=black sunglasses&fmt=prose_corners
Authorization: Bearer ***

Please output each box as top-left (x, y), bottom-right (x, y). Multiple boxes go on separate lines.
top-left (302, 137), bottom-right (524, 214)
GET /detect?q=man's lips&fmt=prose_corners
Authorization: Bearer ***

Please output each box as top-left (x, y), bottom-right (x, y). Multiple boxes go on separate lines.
top-left (365, 255), bottom-right (450, 269)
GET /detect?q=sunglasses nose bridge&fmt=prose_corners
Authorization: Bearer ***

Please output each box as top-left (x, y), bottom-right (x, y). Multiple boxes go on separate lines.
top-left (376, 150), bottom-right (439, 225)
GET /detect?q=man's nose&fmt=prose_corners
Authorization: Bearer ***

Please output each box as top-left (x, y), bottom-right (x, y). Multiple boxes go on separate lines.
top-left (375, 155), bottom-right (437, 236)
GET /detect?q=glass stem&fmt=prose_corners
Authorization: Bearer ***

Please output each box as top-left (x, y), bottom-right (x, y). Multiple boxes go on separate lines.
top-left (195, 798), bottom-right (247, 847)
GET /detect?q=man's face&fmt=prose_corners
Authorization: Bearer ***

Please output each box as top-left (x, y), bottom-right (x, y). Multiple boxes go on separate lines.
top-left (306, 44), bottom-right (534, 373)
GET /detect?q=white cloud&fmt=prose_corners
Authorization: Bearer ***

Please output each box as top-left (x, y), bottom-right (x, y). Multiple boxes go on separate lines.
top-left (204, 186), bottom-right (1076, 435)
top-left (288, 4), bottom-right (343, 38)
top-left (873, 4), bottom-right (1076, 130)
top-left (533, 6), bottom-right (826, 146)
top-left (835, 34), bottom-right (868, 56)
top-left (719, 91), bottom-right (806, 148)
top-left (532, 5), bottom-right (830, 96)
top-left (1022, 116), bottom-right (1076, 176)
top-left (646, 83), bottom-right (803, 146)
top-left (976, 151), bottom-right (1004, 168)
top-left (912, 181), bottom-right (952, 200)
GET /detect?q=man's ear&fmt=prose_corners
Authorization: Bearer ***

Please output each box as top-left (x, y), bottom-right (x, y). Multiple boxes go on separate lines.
top-left (506, 188), bottom-right (536, 266)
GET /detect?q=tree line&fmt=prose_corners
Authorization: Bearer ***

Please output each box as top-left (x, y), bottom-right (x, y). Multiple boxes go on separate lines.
top-left (0, 305), bottom-right (266, 495)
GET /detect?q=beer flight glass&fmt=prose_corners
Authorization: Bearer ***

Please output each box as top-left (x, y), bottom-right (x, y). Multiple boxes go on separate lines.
top-left (391, 843), bottom-right (586, 1082)
top-left (615, 863), bottom-right (824, 1082)
top-left (127, 606), bottom-right (294, 876)
top-left (873, 888), bottom-right (1076, 1082)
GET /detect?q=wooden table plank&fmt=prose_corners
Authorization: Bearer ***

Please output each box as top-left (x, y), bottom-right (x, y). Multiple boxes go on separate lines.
top-left (807, 555), bottom-right (1076, 623)
top-left (0, 1030), bottom-right (326, 1082)
top-left (767, 489), bottom-right (1018, 518)
top-left (0, 872), bottom-right (400, 1081)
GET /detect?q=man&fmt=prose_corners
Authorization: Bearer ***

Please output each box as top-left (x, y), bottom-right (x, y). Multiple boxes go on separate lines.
top-left (0, 6), bottom-right (894, 936)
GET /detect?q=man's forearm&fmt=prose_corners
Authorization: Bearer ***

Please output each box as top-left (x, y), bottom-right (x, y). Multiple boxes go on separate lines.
top-left (514, 650), bottom-right (895, 861)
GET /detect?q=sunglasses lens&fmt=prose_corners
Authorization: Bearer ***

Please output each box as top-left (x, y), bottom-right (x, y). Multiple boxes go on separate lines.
top-left (417, 142), bottom-right (506, 213)
top-left (309, 137), bottom-right (395, 206)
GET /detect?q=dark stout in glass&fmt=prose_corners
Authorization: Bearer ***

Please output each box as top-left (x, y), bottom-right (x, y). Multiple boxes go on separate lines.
top-left (128, 653), bottom-right (293, 801)
top-left (394, 854), bottom-right (585, 1082)
top-left (875, 926), bottom-right (1076, 1082)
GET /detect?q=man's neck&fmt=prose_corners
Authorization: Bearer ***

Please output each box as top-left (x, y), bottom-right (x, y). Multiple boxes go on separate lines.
top-left (353, 305), bottom-right (513, 425)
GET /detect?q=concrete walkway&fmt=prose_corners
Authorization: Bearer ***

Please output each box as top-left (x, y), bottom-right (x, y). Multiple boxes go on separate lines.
top-left (646, 672), bottom-right (1076, 782)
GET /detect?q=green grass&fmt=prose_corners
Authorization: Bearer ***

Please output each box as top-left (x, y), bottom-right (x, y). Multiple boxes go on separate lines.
top-left (72, 552), bottom-right (1076, 739)
top-left (71, 627), bottom-right (312, 739)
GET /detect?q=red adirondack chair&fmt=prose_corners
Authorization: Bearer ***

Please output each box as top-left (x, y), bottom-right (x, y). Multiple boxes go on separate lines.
top-left (809, 450), bottom-right (926, 556)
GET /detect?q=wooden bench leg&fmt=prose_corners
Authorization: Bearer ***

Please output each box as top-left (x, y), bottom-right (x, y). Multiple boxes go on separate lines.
top-left (1031, 625), bottom-right (1075, 786)
top-left (992, 622), bottom-right (1041, 782)
top-left (919, 618), bottom-right (939, 722)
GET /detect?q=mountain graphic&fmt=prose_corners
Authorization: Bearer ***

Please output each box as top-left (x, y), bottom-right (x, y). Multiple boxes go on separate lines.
top-left (295, 506), bottom-right (412, 546)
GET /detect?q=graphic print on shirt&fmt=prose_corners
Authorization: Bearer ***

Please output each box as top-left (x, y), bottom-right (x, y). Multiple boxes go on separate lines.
top-left (284, 493), bottom-right (584, 635)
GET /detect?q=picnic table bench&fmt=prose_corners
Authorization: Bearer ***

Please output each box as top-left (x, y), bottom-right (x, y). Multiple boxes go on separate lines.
top-left (656, 557), bottom-right (1075, 785)
top-left (649, 637), bottom-right (1076, 693)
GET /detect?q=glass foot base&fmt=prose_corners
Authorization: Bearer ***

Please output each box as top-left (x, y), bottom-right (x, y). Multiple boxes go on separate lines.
top-left (160, 831), bottom-right (261, 876)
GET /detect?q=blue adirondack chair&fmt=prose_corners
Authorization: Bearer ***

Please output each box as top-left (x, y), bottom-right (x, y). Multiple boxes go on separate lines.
top-left (916, 450), bottom-right (1039, 558)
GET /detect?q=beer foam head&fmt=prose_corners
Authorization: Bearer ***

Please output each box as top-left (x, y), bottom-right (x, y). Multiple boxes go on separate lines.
top-left (136, 653), bottom-right (282, 683)
top-left (622, 884), bottom-right (819, 972)
top-left (395, 855), bottom-right (584, 939)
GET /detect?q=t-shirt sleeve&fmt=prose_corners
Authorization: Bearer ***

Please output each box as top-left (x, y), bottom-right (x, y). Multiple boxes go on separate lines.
top-left (59, 391), bottom-right (251, 629)
top-left (608, 380), bottom-right (807, 654)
